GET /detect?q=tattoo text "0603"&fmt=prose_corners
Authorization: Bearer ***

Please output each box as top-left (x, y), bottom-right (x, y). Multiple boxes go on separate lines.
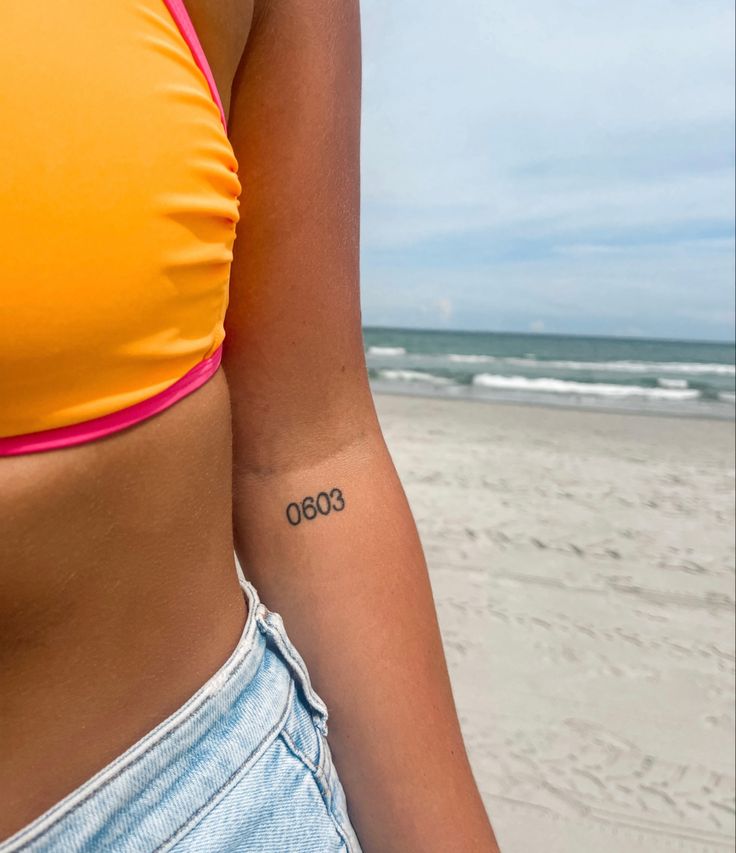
top-left (285, 488), bottom-right (345, 527)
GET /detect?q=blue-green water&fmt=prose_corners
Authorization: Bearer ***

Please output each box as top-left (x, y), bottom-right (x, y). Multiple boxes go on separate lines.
top-left (363, 327), bottom-right (736, 419)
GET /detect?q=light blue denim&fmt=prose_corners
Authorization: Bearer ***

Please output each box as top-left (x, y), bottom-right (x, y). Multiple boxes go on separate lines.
top-left (0, 574), bottom-right (363, 852)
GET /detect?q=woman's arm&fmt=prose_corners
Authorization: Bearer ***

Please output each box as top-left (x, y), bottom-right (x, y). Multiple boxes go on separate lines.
top-left (222, 2), bottom-right (500, 850)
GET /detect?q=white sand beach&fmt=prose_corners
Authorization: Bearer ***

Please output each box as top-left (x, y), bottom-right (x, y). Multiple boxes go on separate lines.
top-left (374, 393), bottom-right (735, 853)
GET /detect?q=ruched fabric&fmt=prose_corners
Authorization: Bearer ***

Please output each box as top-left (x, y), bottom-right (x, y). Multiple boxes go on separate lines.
top-left (0, 0), bottom-right (241, 454)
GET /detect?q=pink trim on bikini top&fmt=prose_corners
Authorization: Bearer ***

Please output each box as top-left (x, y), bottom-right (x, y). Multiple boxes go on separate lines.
top-left (0, 345), bottom-right (223, 456)
top-left (161, 0), bottom-right (227, 130)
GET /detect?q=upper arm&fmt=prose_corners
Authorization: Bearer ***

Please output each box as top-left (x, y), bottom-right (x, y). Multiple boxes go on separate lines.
top-left (222, 0), bottom-right (373, 475)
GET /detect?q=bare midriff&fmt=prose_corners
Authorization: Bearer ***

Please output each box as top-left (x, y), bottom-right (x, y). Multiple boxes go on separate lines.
top-left (0, 369), bottom-right (247, 840)
top-left (0, 0), bottom-right (256, 840)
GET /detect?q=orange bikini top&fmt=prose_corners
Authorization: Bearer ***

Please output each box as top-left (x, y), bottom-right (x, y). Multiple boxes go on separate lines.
top-left (0, 0), bottom-right (241, 456)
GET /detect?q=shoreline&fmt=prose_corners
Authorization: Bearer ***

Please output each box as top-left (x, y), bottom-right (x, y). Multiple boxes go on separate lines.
top-left (370, 383), bottom-right (736, 422)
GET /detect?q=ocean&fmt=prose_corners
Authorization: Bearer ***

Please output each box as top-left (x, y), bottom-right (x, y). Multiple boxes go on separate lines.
top-left (364, 327), bottom-right (736, 419)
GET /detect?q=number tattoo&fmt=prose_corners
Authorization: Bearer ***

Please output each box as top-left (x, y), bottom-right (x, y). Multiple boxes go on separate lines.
top-left (285, 487), bottom-right (345, 526)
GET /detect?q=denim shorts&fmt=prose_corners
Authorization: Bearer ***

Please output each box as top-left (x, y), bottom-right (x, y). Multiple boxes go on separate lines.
top-left (1, 574), bottom-right (363, 852)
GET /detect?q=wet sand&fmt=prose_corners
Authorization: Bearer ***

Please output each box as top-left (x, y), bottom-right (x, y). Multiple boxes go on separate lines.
top-left (374, 393), bottom-right (735, 853)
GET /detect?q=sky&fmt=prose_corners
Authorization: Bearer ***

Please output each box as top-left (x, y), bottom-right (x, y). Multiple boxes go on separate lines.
top-left (359, 0), bottom-right (735, 341)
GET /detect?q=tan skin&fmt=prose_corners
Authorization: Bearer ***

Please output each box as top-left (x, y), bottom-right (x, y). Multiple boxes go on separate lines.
top-left (0, 2), bottom-right (500, 850)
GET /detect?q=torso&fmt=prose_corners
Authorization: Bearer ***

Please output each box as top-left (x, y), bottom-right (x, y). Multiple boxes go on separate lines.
top-left (0, 0), bottom-right (255, 839)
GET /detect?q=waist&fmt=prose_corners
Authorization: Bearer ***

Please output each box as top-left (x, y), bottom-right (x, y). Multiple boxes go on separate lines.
top-left (0, 368), bottom-right (247, 838)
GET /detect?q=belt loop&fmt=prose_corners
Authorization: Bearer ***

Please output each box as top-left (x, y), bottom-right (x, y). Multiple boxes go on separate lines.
top-left (255, 608), bottom-right (330, 736)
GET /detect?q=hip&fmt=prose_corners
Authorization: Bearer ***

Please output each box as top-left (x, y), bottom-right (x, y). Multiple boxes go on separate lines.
top-left (0, 569), bottom-right (362, 852)
top-left (0, 369), bottom-right (244, 838)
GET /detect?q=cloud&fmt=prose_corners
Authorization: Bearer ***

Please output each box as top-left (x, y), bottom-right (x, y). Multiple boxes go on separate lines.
top-left (436, 298), bottom-right (453, 322)
top-left (360, 0), bottom-right (735, 340)
top-left (360, 235), bottom-right (735, 339)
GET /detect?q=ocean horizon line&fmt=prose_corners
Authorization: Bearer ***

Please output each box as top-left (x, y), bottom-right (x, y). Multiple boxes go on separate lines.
top-left (361, 324), bottom-right (736, 348)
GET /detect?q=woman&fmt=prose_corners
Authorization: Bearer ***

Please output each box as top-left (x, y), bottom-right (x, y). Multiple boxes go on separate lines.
top-left (0, 1), bottom-right (500, 850)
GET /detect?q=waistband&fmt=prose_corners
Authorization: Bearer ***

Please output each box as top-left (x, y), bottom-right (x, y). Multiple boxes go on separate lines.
top-left (1, 573), bottom-right (331, 852)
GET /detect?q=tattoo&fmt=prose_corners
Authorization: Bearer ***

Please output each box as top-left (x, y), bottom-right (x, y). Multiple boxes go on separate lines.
top-left (285, 488), bottom-right (345, 527)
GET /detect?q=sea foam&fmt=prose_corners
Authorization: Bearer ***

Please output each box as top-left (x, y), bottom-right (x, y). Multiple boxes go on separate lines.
top-left (472, 374), bottom-right (701, 400)
top-left (441, 355), bottom-right (735, 376)
top-left (447, 354), bottom-right (495, 364)
top-left (367, 346), bottom-right (406, 356)
top-left (378, 369), bottom-right (453, 385)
